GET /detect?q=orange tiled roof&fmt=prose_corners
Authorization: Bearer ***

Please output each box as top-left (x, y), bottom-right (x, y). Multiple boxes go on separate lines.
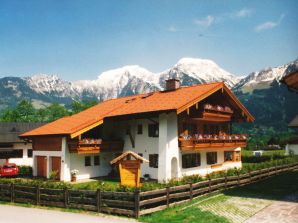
top-left (20, 82), bottom-right (253, 137)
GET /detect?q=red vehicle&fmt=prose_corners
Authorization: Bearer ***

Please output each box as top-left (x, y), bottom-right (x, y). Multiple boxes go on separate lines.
top-left (0, 163), bottom-right (19, 177)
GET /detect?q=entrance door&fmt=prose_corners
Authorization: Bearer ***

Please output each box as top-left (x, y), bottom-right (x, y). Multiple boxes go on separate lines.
top-left (51, 157), bottom-right (61, 180)
top-left (36, 156), bottom-right (47, 178)
top-left (171, 157), bottom-right (178, 179)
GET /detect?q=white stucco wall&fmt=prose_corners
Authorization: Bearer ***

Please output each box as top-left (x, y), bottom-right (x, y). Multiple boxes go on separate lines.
top-left (68, 152), bottom-right (115, 181)
top-left (121, 118), bottom-right (160, 180)
top-left (1, 142), bottom-right (33, 166)
top-left (285, 144), bottom-right (298, 155)
top-left (32, 150), bottom-right (62, 178)
top-left (180, 148), bottom-right (242, 177)
top-left (158, 112), bottom-right (180, 182)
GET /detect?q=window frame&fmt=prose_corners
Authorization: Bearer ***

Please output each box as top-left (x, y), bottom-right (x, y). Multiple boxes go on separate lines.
top-left (94, 155), bottom-right (100, 166)
top-left (27, 149), bottom-right (33, 158)
top-left (148, 124), bottom-right (159, 137)
top-left (149, 154), bottom-right (158, 168)
top-left (85, 156), bottom-right (91, 167)
top-left (234, 151), bottom-right (241, 162)
top-left (182, 153), bottom-right (201, 169)
top-left (206, 152), bottom-right (217, 165)
top-left (137, 124), bottom-right (143, 135)
top-left (224, 151), bottom-right (233, 162)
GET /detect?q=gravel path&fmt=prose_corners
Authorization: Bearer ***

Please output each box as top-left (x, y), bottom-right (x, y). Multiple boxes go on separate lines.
top-left (0, 204), bottom-right (138, 223)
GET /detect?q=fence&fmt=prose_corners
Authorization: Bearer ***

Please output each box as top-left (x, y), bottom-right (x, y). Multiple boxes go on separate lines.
top-left (0, 162), bottom-right (297, 218)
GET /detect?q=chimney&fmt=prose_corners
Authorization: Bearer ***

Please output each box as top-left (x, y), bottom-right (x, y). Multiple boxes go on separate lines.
top-left (165, 78), bottom-right (181, 91)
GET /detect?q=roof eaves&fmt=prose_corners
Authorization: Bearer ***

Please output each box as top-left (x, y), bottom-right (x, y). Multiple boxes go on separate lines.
top-left (176, 82), bottom-right (223, 114)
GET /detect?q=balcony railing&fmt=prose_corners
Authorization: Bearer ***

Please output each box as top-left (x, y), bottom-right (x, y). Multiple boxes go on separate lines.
top-left (200, 104), bottom-right (234, 122)
top-left (68, 139), bottom-right (124, 154)
top-left (204, 104), bottom-right (233, 114)
top-left (179, 134), bottom-right (247, 151)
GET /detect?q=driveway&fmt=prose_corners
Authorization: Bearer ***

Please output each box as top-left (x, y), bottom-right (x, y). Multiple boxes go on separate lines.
top-left (0, 204), bottom-right (138, 223)
top-left (245, 195), bottom-right (298, 223)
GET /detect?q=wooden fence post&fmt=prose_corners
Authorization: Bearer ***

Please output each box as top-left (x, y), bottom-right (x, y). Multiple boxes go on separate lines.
top-left (64, 188), bottom-right (68, 208)
top-left (249, 170), bottom-right (251, 183)
top-left (257, 170), bottom-right (260, 181)
top-left (224, 175), bottom-right (227, 189)
top-left (166, 187), bottom-right (170, 208)
top-left (36, 185), bottom-right (40, 205)
top-left (134, 188), bottom-right (140, 219)
top-left (237, 170), bottom-right (240, 185)
top-left (10, 183), bottom-right (14, 203)
top-left (208, 178), bottom-right (211, 193)
top-left (189, 183), bottom-right (193, 201)
top-left (96, 189), bottom-right (102, 213)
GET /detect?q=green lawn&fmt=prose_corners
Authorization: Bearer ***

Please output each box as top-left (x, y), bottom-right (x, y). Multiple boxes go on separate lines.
top-left (241, 149), bottom-right (285, 157)
top-left (140, 170), bottom-right (298, 223)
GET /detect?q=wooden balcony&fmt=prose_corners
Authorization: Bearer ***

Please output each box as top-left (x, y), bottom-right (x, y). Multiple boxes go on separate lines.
top-left (179, 135), bottom-right (247, 151)
top-left (195, 104), bottom-right (234, 122)
top-left (68, 140), bottom-right (124, 154)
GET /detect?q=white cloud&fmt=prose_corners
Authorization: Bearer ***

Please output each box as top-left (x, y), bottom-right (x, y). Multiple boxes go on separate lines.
top-left (167, 26), bottom-right (178, 32)
top-left (194, 8), bottom-right (251, 28)
top-left (194, 15), bottom-right (214, 27)
top-left (234, 8), bottom-right (252, 18)
top-left (255, 21), bottom-right (278, 32)
top-left (255, 14), bottom-right (285, 32)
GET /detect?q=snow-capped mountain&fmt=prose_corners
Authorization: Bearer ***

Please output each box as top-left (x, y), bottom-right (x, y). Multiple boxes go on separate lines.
top-left (25, 74), bottom-right (79, 98)
top-left (0, 57), bottom-right (239, 107)
top-left (1, 57), bottom-right (297, 112)
top-left (159, 58), bottom-right (240, 88)
top-left (72, 58), bottom-right (239, 100)
top-left (233, 59), bottom-right (298, 92)
top-left (73, 65), bottom-right (161, 100)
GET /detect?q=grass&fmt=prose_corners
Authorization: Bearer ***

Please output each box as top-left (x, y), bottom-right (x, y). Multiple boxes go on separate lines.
top-left (140, 194), bottom-right (229, 223)
top-left (241, 149), bottom-right (285, 157)
top-left (224, 169), bottom-right (298, 200)
top-left (140, 170), bottom-right (298, 223)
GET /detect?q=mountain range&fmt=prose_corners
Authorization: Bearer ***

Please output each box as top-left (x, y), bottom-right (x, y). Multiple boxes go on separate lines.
top-left (1, 57), bottom-right (298, 131)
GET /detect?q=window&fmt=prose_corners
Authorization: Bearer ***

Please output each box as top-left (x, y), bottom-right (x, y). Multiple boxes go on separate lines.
top-left (12, 149), bottom-right (23, 158)
top-left (94, 156), bottom-right (100, 166)
top-left (149, 154), bottom-right (158, 168)
top-left (85, 156), bottom-right (91, 166)
top-left (27, 149), bottom-right (33, 158)
top-left (234, 151), bottom-right (241, 162)
top-left (182, 153), bottom-right (201, 168)
top-left (224, 151), bottom-right (233, 162)
top-left (137, 124), bottom-right (143, 134)
top-left (207, 152), bottom-right (217, 165)
top-left (148, 124), bottom-right (159, 137)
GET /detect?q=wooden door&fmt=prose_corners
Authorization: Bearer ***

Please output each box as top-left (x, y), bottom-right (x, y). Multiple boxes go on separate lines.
top-left (51, 157), bottom-right (61, 180)
top-left (36, 156), bottom-right (47, 178)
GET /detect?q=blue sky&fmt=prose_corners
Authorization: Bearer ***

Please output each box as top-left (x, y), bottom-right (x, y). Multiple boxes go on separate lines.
top-left (0, 0), bottom-right (297, 80)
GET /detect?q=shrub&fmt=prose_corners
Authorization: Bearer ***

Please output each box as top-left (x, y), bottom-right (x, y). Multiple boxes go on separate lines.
top-left (49, 170), bottom-right (59, 181)
top-left (17, 165), bottom-right (33, 177)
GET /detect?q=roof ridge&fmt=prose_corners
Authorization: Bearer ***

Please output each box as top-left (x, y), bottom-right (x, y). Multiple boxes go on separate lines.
top-left (101, 82), bottom-right (223, 101)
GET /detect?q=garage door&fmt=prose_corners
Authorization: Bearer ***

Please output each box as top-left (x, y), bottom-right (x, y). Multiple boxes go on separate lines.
top-left (51, 157), bottom-right (61, 180)
top-left (36, 156), bottom-right (47, 178)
